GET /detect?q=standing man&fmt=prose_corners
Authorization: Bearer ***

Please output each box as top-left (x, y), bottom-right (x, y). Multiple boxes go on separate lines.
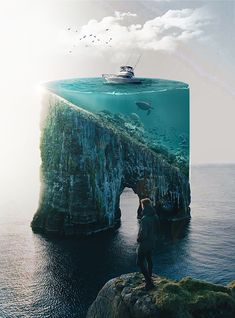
top-left (136, 198), bottom-right (160, 290)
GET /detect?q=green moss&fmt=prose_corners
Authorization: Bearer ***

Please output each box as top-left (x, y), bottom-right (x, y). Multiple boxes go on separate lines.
top-left (113, 274), bottom-right (235, 318)
top-left (228, 281), bottom-right (235, 290)
top-left (179, 277), bottom-right (229, 294)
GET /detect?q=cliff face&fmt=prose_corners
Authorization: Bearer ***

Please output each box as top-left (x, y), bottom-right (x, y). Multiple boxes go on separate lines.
top-left (87, 273), bottom-right (235, 318)
top-left (31, 92), bottom-right (191, 236)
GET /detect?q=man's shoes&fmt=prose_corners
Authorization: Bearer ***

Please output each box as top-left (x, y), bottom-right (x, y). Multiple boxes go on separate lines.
top-left (145, 280), bottom-right (155, 291)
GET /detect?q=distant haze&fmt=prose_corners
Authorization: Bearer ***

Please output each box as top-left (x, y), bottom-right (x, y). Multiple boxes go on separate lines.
top-left (0, 0), bottom-right (234, 214)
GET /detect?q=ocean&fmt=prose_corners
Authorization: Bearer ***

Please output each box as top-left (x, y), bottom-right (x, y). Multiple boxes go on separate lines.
top-left (0, 165), bottom-right (234, 317)
top-left (46, 78), bottom-right (190, 165)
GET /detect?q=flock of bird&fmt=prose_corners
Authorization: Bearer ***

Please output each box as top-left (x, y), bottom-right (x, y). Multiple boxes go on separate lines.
top-left (67, 27), bottom-right (113, 53)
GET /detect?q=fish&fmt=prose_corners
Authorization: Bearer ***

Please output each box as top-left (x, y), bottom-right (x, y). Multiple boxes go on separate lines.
top-left (129, 112), bottom-right (141, 123)
top-left (136, 101), bottom-right (153, 115)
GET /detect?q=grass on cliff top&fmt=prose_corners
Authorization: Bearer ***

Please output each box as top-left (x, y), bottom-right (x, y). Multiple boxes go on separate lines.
top-left (114, 273), bottom-right (235, 318)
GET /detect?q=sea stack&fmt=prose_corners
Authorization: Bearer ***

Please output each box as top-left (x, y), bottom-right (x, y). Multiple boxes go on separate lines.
top-left (31, 78), bottom-right (191, 236)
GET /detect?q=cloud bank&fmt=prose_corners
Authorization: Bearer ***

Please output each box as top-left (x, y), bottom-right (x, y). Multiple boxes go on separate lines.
top-left (65, 8), bottom-right (212, 53)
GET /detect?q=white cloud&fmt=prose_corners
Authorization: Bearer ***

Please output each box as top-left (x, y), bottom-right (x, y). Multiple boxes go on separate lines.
top-left (64, 8), bottom-right (212, 54)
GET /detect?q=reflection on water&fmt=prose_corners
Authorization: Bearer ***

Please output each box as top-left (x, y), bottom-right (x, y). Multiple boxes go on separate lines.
top-left (0, 166), bottom-right (235, 318)
top-left (159, 219), bottom-right (191, 242)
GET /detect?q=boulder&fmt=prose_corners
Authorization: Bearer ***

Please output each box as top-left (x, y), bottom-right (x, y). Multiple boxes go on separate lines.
top-left (87, 272), bottom-right (235, 318)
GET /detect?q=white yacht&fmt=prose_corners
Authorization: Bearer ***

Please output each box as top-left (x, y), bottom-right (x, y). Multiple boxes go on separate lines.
top-left (102, 65), bottom-right (141, 84)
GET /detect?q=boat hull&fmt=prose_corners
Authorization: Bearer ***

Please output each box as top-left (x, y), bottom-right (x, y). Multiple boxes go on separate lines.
top-left (102, 75), bottom-right (141, 84)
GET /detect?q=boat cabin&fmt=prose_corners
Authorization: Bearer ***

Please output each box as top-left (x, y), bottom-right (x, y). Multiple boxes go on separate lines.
top-left (118, 66), bottom-right (134, 78)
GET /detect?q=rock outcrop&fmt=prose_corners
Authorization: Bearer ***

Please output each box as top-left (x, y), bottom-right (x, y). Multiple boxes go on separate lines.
top-left (31, 92), bottom-right (191, 236)
top-left (87, 272), bottom-right (235, 318)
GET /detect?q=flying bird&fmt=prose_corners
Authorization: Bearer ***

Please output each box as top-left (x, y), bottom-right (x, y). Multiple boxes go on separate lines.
top-left (105, 28), bottom-right (109, 31)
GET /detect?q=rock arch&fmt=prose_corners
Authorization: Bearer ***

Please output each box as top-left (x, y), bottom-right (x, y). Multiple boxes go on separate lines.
top-left (31, 93), bottom-right (191, 236)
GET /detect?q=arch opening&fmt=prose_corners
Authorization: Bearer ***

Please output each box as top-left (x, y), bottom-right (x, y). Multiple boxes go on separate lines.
top-left (119, 187), bottom-right (140, 236)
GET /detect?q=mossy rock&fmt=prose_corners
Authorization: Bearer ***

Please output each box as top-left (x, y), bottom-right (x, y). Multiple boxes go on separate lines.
top-left (87, 273), bottom-right (235, 318)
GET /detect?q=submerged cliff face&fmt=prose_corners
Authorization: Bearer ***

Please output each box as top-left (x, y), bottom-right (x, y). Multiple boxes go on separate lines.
top-left (87, 273), bottom-right (235, 318)
top-left (31, 92), bottom-right (190, 236)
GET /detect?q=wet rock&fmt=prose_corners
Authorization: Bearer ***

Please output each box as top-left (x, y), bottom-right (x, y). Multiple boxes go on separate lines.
top-left (87, 273), bottom-right (235, 318)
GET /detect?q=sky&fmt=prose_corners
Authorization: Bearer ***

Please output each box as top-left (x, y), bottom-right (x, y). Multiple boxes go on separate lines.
top-left (0, 0), bottom-right (234, 214)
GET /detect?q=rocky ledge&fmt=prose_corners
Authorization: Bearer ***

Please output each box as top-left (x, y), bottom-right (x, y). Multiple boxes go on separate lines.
top-left (87, 272), bottom-right (235, 318)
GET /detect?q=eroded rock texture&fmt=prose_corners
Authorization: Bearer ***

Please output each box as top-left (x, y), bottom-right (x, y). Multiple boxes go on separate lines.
top-left (87, 272), bottom-right (235, 318)
top-left (31, 93), bottom-right (190, 236)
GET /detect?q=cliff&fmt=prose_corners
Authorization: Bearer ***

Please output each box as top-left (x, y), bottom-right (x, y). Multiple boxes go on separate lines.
top-left (87, 272), bottom-right (235, 318)
top-left (31, 92), bottom-right (190, 236)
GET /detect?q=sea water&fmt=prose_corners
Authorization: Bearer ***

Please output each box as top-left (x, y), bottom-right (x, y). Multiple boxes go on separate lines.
top-left (46, 78), bottom-right (189, 167)
top-left (0, 165), bottom-right (234, 318)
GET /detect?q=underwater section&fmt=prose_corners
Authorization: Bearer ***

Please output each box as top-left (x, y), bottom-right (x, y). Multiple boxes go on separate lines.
top-left (31, 78), bottom-right (190, 236)
top-left (47, 78), bottom-right (189, 176)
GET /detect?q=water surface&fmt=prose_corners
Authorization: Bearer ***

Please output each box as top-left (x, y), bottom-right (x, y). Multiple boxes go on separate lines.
top-left (0, 165), bottom-right (234, 317)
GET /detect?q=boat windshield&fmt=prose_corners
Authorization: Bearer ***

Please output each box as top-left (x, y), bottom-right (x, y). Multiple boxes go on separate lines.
top-left (120, 66), bottom-right (133, 72)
